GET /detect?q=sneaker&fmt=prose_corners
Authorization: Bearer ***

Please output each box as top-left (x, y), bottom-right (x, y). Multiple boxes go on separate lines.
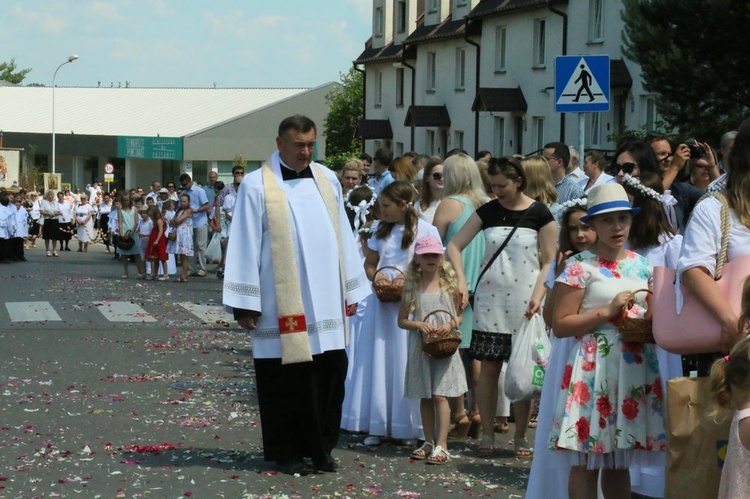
top-left (363, 436), bottom-right (381, 446)
top-left (191, 270), bottom-right (207, 277)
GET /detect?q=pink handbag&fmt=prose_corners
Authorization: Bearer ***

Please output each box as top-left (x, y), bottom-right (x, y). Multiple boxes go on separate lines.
top-left (653, 193), bottom-right (750, 354)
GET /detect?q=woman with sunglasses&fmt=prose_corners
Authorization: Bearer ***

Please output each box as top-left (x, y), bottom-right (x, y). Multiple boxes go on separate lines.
top-left (416, 158), bottom-right (444, 224)
top-left (446, 156), bottom-right (557, 458)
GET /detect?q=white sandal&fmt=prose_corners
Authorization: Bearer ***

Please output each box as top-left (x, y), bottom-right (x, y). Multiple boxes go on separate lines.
top-left (426, 445), bottom-right (450, 465)
top-left (410, 441), bottom-right (434, 460)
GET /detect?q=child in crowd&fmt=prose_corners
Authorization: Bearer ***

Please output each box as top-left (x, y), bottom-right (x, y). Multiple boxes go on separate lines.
top-left (137, 206), bottom-right (153, 276)
top-left (342, 181), bottom-right (440, 446)
top-left (398, 236), bottom-right (467, 465)
top-left (548, 184), bottom-right (664, 498)
top-left (145, 206), bottom-right (169, 281)
top-left (711, 283), bottom-right (750, 499)
top-left (167, 194), bottom-right (193, 283)
top-left (527, 198), bottom-right (595, 499)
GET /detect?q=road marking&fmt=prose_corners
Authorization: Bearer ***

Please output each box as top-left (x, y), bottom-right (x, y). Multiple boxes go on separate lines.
top-left (94, 301), bottom-right (157, 323)
top-left (178, 302), bottom-right (233, 325)
top-left (6, 302), bottom-right (62, 322)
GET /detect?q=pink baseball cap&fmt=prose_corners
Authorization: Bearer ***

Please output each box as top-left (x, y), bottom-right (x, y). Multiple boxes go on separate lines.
top-left (414, 236), bottom-right (444, 255)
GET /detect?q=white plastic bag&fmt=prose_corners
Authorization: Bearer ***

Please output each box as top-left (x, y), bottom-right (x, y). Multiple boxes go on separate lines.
top-left (205, 232), bottom-right (222, 263)
top-left (504, 314), bottom-right (551, 402)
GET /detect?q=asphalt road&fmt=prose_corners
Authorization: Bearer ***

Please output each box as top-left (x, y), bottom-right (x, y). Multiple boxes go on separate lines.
top-left (0, 242), bottom-right (532, 498)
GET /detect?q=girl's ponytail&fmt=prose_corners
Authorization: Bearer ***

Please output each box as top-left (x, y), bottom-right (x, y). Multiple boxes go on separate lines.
top-left (710, 335), bottom-right (750, 414)
top-left (710, 357), bottom-right (732, 412)
top-left (401, 203), bottom-right (418, 249)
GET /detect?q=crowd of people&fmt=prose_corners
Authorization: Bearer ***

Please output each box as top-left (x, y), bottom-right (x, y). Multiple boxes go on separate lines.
top-left (2, 167), bottom-right (246, 282)
top-left (323, 125), bottom-right (750, 497)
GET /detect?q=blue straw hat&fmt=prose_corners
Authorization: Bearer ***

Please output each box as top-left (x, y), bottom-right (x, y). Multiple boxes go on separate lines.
top-left (581, 183), bottom-right (640, 223)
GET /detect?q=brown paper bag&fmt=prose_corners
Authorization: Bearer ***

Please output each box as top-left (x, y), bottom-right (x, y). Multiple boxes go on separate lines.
top-left (665, 377), bottom-right (731, 499)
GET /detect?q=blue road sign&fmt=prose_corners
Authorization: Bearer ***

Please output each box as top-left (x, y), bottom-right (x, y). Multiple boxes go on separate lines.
top-left (555, 55), bottom-right (610, 113)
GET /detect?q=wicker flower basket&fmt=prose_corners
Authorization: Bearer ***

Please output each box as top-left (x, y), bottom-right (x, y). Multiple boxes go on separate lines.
top-left (421, 309), bottom-right (462, 359)
top-left (619, 288), bottom-right (655, 343)
top-left (373, 266), bottom-right (405, 302)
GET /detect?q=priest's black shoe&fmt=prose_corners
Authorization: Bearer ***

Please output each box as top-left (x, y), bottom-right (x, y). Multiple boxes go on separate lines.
top-left (277, 460), bottom-right (313, 476)
top-left (313, 455), bottom-right (338, 472)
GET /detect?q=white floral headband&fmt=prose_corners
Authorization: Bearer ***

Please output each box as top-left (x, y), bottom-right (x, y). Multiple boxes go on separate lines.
top-left (345, 188), bottom-right (377, 232)
top-left (621, 174), bottom-right (663, 203)
top-left (560, 197), bottom-right (588, 215)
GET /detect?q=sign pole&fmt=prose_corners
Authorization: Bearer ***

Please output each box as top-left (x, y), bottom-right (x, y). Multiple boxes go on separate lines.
top-left (578, 113), bottom-right (586, 161)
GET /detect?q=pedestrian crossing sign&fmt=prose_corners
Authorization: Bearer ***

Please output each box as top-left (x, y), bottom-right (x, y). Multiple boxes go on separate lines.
top-left (555, 55), bottom-right (610, 113)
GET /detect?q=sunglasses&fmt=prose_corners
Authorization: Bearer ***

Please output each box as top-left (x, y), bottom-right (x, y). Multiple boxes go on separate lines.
top-left (613, 162), bottom-right (637, 175)
top-left (233, 171), bottom-right (244, 175)
top-left (431, 172), bottom-right (443, 181)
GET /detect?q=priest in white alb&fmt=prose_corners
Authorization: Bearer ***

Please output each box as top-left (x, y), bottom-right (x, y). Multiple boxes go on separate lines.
top-left (223, 115), bottom-right (370, 476)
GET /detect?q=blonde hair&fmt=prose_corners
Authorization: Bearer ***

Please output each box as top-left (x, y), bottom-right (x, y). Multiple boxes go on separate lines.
top-left (710, 277), bottom-right (750, 412)
top-left (522, 156), bottom-right (558, 205)
top-left (475, 158), bottom-right (493, 196)
top-left (443, 153), bottom-right (488, 209)
top-left (401, 258), bottom-right (461, 314)
top-left (342, 158), bottom-right (365, 180)
top-left (389, 156), bottom-right (416, 184)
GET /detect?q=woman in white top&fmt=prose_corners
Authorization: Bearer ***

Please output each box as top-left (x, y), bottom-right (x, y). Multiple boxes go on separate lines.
top-left (416, 158), bottom-right (444, 224)
top-left (57, 191), bottom-right (74, 251)
top-left (580, 149), bottom-right (615, 195)
top-left (678, 119), bottom-right (750, 369)
top-left (40, 190), bottom-right (62, 257)
top-left (75, 194), bottom-right (95, 252)
top-left (97, 193), bottom-right (113, 253)
top-left (27, 192), bottom-right (42, 248)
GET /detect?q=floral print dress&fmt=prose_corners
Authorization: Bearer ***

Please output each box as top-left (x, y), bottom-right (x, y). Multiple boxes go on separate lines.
top-left (548, 250), bottom-right (666, 469)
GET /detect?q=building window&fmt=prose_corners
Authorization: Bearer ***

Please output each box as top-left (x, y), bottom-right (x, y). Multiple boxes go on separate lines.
top-left (494, 117), bottom-right (505, 156)
top-left (396, 142), bottom-right (404, 157)
top-left (374, 140), bottom-right (382, 151)
top-left (532, 117), bottom-right (545, 150)
top-left (455, 47), bottom-right (466, 90)
top-left (645, 96), bottom-right (661, 133)
top-left (427, 130), bottom-right (436, 155)
top-left (454, 131), bottom-right (464, 150)
top-left (396, 67), bottom-right (405, 107)
top-left (374, 71), bottom-right (383, 107)
top-left (426, 51), bottom-right (436, 92)
top-left (494, 26), bottom-right (507, 72)
top-left (533, 19), bottom-right (546, 67)
top-left (428, 0), bottom-right (438, 13)
top-left (396, 0), bottom-right (407, 33)
top-left (375, 7), bottom-right (384, 38)
top-left (589, 113), bottom-right (601, 146)
top-left (588, 0), bottom-right (604, 42)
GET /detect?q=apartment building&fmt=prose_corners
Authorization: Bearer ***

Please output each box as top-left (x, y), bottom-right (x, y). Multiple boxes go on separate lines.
top-left (354, 0), bottom-right (657, 158)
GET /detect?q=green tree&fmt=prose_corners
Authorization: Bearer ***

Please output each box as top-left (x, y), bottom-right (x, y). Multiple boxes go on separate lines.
top-left (323, 67), bottom-right (363, 160)
top-left (622, 0), bottom-right (750, 142)
top-left (0, 58), bottom-right (31, 84)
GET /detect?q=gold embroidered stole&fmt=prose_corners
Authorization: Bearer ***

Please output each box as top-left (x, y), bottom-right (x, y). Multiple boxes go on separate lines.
top-left (262, 162), bottom-right (347, 364)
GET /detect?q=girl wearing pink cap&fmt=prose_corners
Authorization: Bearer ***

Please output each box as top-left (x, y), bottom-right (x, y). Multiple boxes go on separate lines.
top-left (398, 236), bottom-right (468, 464)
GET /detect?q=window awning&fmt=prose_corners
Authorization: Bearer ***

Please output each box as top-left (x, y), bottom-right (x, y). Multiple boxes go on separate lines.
top-left (471, 87), bottom-right (528, 112)
top-left (610, 59), bottom-right (633, 89)
top-left (354, 119), bottom-right (393, 140)
top-left (404, 105), bottom-right (451, 127)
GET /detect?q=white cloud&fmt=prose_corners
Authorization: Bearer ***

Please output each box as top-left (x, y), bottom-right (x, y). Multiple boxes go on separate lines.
top-left (13, 5), bottom-right (41, 21)
top-left (345, 0), bottom-right (371, 17)
top-left (89, 1), bottom-right (122, 20)
top-left (42, 16), bottom-right (66, 35)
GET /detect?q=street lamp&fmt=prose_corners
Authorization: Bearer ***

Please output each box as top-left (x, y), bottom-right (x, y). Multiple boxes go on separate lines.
top-left (52, 54), bottom-right (79, 175)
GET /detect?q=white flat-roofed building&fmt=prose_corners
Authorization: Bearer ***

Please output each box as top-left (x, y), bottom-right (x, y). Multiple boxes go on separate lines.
top-left (0, 83), bottom-right (338, 190)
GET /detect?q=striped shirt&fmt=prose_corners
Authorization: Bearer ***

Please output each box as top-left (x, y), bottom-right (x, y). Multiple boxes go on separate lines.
top-left (555, 173), bottom-right (585, 204)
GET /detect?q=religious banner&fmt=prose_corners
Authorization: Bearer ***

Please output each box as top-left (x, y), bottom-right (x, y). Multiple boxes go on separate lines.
top-left (44, 173), bottom-right (62, 193)
top-left (0, 148), bottom-right (21, 189)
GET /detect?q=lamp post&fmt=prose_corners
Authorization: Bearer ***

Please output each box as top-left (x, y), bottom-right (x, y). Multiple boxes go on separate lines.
top-left (52, 54), bottom-right (79, 175)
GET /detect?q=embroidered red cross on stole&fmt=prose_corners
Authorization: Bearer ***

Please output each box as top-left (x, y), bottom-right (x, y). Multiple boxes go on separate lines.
top-left (278, 314), bottom-right (307, 334)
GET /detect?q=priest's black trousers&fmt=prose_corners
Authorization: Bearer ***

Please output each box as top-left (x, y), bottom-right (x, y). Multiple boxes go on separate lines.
top-left (254, 349), bottom-right (348, 466)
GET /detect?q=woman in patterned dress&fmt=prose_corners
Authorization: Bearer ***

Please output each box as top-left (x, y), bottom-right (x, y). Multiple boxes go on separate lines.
top-left (549, 183), bottom-right (665, 498)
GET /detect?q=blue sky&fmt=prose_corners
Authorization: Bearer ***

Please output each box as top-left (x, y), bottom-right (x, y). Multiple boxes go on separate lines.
top-left (2, 0), bottom-right (371, 88)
